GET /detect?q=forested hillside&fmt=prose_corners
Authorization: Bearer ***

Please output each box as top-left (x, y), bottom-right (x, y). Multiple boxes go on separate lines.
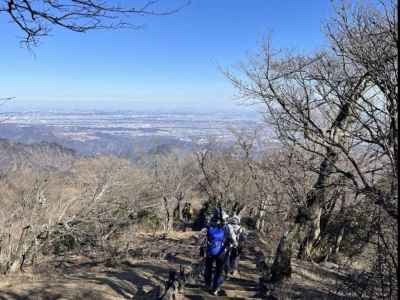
top-left (0, 139), bottom-right (77, 171)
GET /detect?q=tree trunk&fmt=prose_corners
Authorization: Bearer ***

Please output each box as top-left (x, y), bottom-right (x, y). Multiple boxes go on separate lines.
top-left (270, 226), bottom-right (298, 282)
top-left (333, 226), bottom-right (345, 257)
top-left (269, 101), bottom-right (356, 285)
top-left (297, 100), bottom-right (354, 260)
top-left (256, 198), bottom-right (267, 233)
top-left (162, 197), bottom-right (174, 233)
top-left (176, 192), bottom-right (184, 222)
top-left (298, 189), bottom-right (324, 259)
top-left (8, 226), bottom-right (31, 274)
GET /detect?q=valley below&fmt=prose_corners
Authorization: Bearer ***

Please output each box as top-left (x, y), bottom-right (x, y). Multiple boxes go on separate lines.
top-left (0, 111), bottom-right (264, 159)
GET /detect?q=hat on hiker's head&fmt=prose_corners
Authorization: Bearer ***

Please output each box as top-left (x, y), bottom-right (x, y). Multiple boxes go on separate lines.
top-left (210, 215), bottom-right (220, 226)
top-left (229, 215), bottom-right (241, 225)
top-left (212, 208), bottom-right (218, 218)
top-left (211, 207), bottom-right (227, 225)
top-left (221, 210), bottom-right (229, 221)
top-left (283, 230), bottom-right (289, 238)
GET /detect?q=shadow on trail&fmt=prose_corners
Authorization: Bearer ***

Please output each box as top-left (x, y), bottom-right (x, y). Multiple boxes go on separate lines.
top-left (0, 284), bottom-right (105, 300)
top-left (69, 261), bottom-right (171, 299)
top-left (283, 283), bottom-right (357, 300)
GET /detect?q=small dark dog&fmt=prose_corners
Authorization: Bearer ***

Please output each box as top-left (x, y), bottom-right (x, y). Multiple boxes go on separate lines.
top-left (159, 265), bottom-right (186, 300)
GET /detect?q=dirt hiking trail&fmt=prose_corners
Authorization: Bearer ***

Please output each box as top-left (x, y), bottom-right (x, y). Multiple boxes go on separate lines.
top-left (0, 231), bottom-right (350, 299)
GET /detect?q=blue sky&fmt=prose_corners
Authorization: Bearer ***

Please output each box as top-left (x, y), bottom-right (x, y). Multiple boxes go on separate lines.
top-left (0, 0), bottom-right (333, 112)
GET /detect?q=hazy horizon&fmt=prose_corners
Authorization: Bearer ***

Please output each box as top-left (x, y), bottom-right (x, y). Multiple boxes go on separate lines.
top-left (1, 98), bottom-right (263, 116)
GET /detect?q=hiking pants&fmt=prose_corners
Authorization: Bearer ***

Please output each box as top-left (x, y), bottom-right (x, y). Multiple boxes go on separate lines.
top-left (204, 253), bottom-right (225, 291)
top-left (228, 247), bottom-right (240, 272)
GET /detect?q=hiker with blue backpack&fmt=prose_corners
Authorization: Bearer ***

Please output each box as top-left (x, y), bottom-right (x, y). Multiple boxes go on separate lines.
top-left (200, 208), bottom-right (231, 296)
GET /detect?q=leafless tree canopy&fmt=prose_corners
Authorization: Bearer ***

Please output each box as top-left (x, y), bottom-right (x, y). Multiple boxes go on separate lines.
top-left (226, 0), bottom-right (398, 223)
top-left (226, 0), bottom-right (397, 297)
top-left (1, 0), bottom-right (189, 45)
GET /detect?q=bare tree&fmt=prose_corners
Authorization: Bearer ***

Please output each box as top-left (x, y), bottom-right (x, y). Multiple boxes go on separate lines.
top-left (226, 0), bottom-right (398, 294)
top-left (152, 152), bottom-right (195, 233)
top-left (195, 148), bottom-right (254, 216)
top-left (234, 131), bottom-right (314, 235)
top-left (1, 0), bottom-right (190, 46)
top-left (0, 155), bottom-right (153, 274)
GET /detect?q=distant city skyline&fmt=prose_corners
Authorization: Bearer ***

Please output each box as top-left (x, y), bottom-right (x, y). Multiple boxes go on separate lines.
top-left (1, 0), bottom-right (334, 112)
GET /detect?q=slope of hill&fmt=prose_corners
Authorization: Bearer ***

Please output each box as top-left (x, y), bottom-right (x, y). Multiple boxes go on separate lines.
top-left (0, 139), bottom-right (78, 172)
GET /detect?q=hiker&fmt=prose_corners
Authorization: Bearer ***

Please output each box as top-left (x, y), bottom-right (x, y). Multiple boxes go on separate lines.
top-left (225, 214), bottom-right (246, 276)
top-left (200, 208), bottom-right (229, 296)
top-left (182, 202), bottom-right (193, 224)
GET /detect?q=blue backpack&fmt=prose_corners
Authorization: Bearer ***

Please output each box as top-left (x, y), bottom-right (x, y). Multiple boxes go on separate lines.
top-left (207, 226), bottom-right (225, 256)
